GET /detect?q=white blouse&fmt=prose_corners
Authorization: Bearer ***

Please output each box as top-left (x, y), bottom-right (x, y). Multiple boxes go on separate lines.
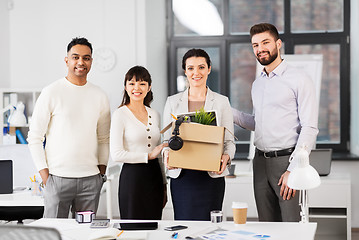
top-left (110, 106), bottom-right (161, 164)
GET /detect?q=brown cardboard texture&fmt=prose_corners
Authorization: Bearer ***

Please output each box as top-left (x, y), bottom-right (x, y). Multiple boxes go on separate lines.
top-left (168, 122), bottom-right (225, 171)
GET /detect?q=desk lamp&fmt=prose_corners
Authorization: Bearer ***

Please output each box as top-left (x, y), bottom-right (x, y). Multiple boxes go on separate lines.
top-left (8, 102), bottom-right (27, 126)
top-left (287, 147), bottom-right (321, 223)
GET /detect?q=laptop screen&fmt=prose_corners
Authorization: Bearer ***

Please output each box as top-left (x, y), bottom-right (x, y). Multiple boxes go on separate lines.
top-left (309, 149), bottom-right (332, 176)
top-left (0, 160), bottom-right (13, 194)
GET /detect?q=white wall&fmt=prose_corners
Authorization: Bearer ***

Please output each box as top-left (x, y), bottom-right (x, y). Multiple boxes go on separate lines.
top-left (7, 0), bottom-right (167, 113)
top-left (144, 0), bottom-right (168, 111)
top-left (0, 0), bottom-right (10, 87)
top-left (2, 0), bottom-right (167, 220)
top-left (348, 0), bottom-right (359, 228)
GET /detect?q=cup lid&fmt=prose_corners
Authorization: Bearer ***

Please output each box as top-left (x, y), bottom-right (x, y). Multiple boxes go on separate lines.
top-left (232, 202), bottom-right (248, 208)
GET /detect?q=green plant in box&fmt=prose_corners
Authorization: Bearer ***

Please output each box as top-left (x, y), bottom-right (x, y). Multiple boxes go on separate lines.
top-left (193, 107), bottom-right (216, 125)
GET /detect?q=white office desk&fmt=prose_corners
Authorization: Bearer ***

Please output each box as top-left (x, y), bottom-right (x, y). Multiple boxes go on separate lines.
top-left (0, 189), bottom-right (44, 223)
top-left (0, 189), bottom-right (43, 206)
top-left (30, 218), bottom-right (317, 240)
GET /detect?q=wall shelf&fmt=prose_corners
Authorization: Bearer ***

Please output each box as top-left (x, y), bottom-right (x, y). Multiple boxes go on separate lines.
top-left (0, 88), bottom-right (41, 145)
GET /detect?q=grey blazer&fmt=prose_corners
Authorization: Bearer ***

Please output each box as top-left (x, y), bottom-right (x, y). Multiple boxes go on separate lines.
top-left (163, 87), bottom-right (236, 178)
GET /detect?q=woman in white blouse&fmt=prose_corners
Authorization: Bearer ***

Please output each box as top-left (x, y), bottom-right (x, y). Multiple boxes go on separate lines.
top-left (110, 66), bottom-right (167, 219)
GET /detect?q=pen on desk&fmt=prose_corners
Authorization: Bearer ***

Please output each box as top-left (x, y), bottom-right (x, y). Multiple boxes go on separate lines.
top-left (171, 232), bottom-right (178, 239)
top-left (117, 230), bottom-right (124, 238)
top-left (171, 113), bottom-right (178, 120)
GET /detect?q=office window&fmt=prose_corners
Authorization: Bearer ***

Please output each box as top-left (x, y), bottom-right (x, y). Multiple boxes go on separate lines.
top-left (295, 44), bottom-right (341, 143)
top-left (229, 0), bottom-right (284, 34)
top-left (167, 0), bottom-right (350, 154)
top-left (291, 0), bottom-right (344, 32)
top-left (229, 43), bottom-right (255, 142)
top-left (172, 0), bottom-right (223, 36)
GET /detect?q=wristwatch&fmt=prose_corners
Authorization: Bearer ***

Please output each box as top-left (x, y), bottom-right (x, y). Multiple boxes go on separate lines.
top-left (101, 174), bottom-right (107, 183)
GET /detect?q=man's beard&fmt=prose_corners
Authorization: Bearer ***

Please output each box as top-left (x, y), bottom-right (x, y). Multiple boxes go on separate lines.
top-left (257, 50), bottom-right (278, 66)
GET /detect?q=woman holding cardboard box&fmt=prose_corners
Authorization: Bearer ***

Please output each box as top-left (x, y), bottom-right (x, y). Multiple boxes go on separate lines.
top-left (162, 49), bottom-right (236, 220)
top-left (110, 66), bottom-right (167, 220)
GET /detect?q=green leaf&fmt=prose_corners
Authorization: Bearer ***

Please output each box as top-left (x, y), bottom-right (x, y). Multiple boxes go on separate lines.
top-left (193, 107), bottom-right (216, 125)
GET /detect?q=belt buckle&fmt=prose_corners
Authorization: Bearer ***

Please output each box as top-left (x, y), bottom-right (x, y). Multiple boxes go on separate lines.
top-left (263, 151), bottom-right (278, 158)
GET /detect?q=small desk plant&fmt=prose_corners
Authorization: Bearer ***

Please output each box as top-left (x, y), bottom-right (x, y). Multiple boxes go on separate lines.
top-left (192, 107), bottom-right (216, 126)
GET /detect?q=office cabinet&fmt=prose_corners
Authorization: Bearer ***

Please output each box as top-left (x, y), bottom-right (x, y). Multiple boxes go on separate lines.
top-left (308, 173), bottom-right (351, 240)
top-left (0, 89), bottom-right (41, 145)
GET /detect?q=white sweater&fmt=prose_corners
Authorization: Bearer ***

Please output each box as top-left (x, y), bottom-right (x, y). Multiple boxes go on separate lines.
top-left (27, 78), bottom-right (111, 178)
top-left (110, 106), bottom-right (166, 182)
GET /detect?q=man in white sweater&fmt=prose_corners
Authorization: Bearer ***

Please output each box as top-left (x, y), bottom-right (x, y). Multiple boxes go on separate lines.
top-left (27, 37), bottom-right (111, 218)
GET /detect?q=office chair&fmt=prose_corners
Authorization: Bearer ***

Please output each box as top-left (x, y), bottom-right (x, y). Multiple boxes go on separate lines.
top-left (103, 163), bottom-right (122, 219)
top-left (0, 224), bottom-right (61, 240)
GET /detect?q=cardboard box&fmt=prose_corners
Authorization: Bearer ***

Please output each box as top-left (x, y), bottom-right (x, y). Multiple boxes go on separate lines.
top-left (168, 122), bottom-right (225, 171)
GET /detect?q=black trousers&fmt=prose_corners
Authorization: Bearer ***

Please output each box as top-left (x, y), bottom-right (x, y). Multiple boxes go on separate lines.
top-left (118, 159), bottom-right (164, 220)
top-left (170, 169), bottom-right (225, 221)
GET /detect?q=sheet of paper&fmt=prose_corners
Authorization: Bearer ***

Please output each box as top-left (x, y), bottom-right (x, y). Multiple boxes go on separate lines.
top-left (30, 219), bottom-right (79, 232)
top-left (196, 229), bottom-right (271, 240)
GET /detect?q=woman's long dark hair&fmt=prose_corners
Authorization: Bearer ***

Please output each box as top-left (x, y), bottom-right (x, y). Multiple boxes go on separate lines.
top-left (119, 66), bottom-right (153, 107)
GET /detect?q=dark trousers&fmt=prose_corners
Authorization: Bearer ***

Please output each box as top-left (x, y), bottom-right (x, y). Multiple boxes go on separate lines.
top-left (253, 154), bottom-right (300, 222)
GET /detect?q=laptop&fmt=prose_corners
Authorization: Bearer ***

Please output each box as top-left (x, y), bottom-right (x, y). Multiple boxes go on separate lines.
top-left (0, 160), bottom-right (13, 194)
top-left (309, 149), bottom-right (332, 176)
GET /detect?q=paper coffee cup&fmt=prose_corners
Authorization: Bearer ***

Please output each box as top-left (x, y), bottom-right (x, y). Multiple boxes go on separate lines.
top-left (232, 202), bottom-right (248, 224)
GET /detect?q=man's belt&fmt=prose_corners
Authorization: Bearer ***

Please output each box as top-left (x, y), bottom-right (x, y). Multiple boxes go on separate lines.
top-left (257, 147), bottom-right (295, 159)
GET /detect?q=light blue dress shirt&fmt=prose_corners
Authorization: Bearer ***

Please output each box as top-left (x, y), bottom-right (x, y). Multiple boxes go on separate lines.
top-left (233, 60), bottom-right (319, 170)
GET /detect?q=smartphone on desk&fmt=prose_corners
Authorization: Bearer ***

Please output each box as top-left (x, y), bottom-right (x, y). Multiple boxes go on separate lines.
top-left (113, 222), bottom-right (158, 230)
top-left (164, 225), bottom-right (188, 231)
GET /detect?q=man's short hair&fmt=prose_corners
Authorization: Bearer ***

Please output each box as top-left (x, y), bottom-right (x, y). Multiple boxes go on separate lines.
top-left (67, 37), bottom-right (93, 54)
top-left (250, 23), bottom-right (279, 41)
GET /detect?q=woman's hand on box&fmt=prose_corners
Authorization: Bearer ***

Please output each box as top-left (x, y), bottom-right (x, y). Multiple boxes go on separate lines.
top-left (215, 154), bottom-right (230, 175)
top-left (162, 148), bottom-right (177, 170)
top-left (149, 143), bottom-right (168, 160)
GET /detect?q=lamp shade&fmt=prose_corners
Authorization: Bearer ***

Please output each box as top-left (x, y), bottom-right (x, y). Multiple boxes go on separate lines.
top-left (8, 102), bottom-right (27, 127)
top-left (287, 148), bottom-right (321, 190)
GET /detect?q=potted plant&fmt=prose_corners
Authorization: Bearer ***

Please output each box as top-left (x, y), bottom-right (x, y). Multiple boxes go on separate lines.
top-left (192, 107), bottom-right (216, 125)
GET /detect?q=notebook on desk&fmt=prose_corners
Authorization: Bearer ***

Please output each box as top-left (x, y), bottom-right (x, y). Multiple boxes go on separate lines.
top-left (0, 160), bottom-right (13, 194)
top-left (309, 149), bottom-right (332, 176)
